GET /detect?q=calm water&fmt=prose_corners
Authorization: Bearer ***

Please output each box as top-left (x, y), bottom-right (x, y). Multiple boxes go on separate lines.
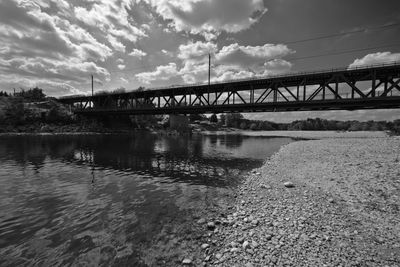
top-left (0, 133), bottom-right (292, 266)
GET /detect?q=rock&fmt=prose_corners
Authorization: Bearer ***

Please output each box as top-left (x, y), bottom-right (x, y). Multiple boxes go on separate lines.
top-left (328, 198), bottom-right (334, 203)
top-left (182, 258), bottom-right (192, 265)
top-left (245, 263), bottom-right (254, 267)
top-left (197, 218), bottom-right (206, 224)
top-left (207, 222), bottom-right (216, 230)
top-left (230, 247), bottom-right (240, 253)
top-left (243, 240), bottom-right (250, 249)
top-left (205, 255), bottom-right (211, 262)
top-left (284, 182), bottom-right (295, 188)
top-left (201, 243), bottom-right (209, 249)
top-left (215, 253), bottom-right (223, 260)
top-left (251, 241), bottom-right (259, 248)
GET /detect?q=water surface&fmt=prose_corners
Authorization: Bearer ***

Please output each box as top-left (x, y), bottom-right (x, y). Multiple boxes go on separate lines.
top-left (0, 133), bottom-right (292, 266)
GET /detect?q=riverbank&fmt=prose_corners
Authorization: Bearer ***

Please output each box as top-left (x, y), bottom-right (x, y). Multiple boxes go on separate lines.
top-left (193, 135), bottom-right (400, 266)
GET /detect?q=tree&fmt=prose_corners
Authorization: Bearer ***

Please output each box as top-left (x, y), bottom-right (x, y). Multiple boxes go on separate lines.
top-left (219, 114), bottom-right (226, 125)
top-left (210, 114), bottom-right (218, 123)
top-left (225, 113), bottom-right (243, 127)
top-left (249, 123), bottom-right (258, 130)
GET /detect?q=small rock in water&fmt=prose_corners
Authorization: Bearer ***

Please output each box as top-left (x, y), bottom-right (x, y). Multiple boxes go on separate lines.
top-left (284, 182), bottom-right (295, 188)
top-left (182, 258), bottom-right (192, 265)
top-left (243, 240), bottom-right (250, 249)
top-left (328, 198), bottom-right (334, 203)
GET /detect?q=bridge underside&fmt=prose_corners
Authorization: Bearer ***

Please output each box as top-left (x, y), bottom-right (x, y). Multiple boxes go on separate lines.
top-left (59, 64), bottom-right (400, 116)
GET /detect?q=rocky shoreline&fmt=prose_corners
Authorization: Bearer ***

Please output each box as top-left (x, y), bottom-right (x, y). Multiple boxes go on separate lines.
top-left (188, 136), bottom-right (400, 266)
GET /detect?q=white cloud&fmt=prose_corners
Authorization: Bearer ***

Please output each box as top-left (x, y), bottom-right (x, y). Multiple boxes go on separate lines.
top-left (178, 41), bottom-right (217, 60)
top-left (215, 43), bottom-right (293, 67)
top-left (135, 42), bottom-right (294, 85)
top-left (129, 48), bottom-right (147, 58)
top-left (107, 34), bottom-right (126, 53)
top-left (120, 77), bottom-right (129, 83)
top-left (142, 0), bottom-right (267, 39)
top-left (135, 63), bottom-right (179, 84)
top-left (349, 52), bottom-right (400, 68)
top-left (118, 64), bottom-right (126, 70)
top-left (0, 0), bottom-right (113, 95)
top-left (74, 1), bottom-right (147, 43)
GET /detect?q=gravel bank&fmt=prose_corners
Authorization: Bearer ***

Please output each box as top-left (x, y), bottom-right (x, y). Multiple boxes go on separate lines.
top-left (194, 136), bottom-right (400, 266)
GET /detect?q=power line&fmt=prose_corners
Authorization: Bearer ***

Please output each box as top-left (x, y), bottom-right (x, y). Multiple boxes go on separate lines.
top-left (283, 22), bottom-right (400, 45)
top-left (106, 22), bottom-right (400, 74)
top-left (288, 43), bottom-right (400, 61)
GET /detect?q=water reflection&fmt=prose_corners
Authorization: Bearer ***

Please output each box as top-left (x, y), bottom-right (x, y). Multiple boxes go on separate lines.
top-left (0, 133), bottom-right (292, 266)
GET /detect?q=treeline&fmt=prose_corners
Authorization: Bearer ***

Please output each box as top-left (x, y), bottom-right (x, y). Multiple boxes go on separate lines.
top-left (0, 87), bottom-right (71, 126)
top-left (201, 113), bottom-right (400, 134)
top-left (0, 87), bottom-right (46, 101)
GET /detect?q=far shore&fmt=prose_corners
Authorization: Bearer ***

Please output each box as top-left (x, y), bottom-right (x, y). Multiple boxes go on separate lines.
top-left (0, 129), bottom-right (391, 139)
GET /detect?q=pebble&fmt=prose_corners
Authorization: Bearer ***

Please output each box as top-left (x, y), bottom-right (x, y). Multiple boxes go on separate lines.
top-left (197, 218), bottom-right (206, 224)
top-left (215, 253), bottom-right (223, 259)
top-left (201, 243), bottom-right (209, 249)
top-left (243, 240), bottom-right (250, 249)
top-left (207, 222), bottom-right (216, 230)
top-left (182, 258), bottom-right (192, 265)
top-left (284, 182), bottom-right (295, 188)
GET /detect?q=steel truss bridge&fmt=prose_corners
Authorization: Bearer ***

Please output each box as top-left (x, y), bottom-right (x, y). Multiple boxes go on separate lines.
top-left (59, 64), bottom-right (400, 115)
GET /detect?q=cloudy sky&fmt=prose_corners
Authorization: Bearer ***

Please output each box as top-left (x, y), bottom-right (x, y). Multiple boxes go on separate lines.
top-left (0, 0), bottom-right (399, 121)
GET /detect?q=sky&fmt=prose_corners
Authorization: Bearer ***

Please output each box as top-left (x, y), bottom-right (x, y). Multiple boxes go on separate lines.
top-left (0, 0), bottom-right (399, 122)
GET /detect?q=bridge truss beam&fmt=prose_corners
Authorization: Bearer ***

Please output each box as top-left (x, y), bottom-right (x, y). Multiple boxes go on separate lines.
top-left (59, 64), bottom-right (400, 115)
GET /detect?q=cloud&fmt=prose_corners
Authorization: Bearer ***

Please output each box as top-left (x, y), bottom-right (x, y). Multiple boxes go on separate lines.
top-left (74, 1), bottom-right (147, 43)
top-left (142, 0), bottom-right (267, 39)
top-left (135, 63), bottom-right (180, 84)
top-left (0, 0), bottom-right (113, 95)
top-left (178, 41), bottom-right (217, 60)
top-left (129, 48), bottom-right (147, 58)
top-left (120, 77), bottom-right (129, 83)
top-left (215, 43), bottom-right (293, 67)
top-left (117, 64), bottom-right (126, 70)
top-left (349, 52), bottom-right (400, 68)
top-left (135, 41), bottom-right (294, 85)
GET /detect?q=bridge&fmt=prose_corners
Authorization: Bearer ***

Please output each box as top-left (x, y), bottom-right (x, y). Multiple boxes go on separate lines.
top-left (58, 63), bottom-right (400, 115)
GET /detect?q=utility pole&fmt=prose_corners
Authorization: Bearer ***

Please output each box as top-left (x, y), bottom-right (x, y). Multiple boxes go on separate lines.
top-left (91, 74), bottom-right (94, 97)
top-left (208, 53), bottom-right (211, 86)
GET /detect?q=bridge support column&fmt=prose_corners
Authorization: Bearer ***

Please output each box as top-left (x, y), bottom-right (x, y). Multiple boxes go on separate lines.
top-left (169, 114), bottom-right (189, 130)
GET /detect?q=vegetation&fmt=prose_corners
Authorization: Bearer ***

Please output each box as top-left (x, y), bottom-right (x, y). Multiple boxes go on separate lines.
top-left (205, 113), bottom-right (400, 134)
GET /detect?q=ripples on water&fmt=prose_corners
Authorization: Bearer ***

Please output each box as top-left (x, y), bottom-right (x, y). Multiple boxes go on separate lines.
top-left (0, 133), bottom-right (292, 266)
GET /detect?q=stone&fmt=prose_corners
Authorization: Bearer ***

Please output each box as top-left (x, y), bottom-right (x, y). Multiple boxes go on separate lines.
top-left (182, 258), bottom-right (192, 265)
top-left (215, 253), bottom-right (223, 260)
top-left (197, 218), bottom-right (206, 224)
top-left (243, 240), bottom-right (250, 249)
top-left (245, 263), bottom-right (254, 267)
top-left (328, 198), bottom-right (335, 203)
top-left (230, 247), bottom-right (240, 253)
top-left (207, 222), bottom-right (216, 230)
top-left (201, 243), bottom-right (209, 249)
top-left (252, 241), bottom-right (259, 248)
top-left (284, 182), bottom-right (295, 188)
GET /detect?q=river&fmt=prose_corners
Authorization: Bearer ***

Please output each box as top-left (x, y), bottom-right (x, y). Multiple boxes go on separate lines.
top-left (0, 132), bottom-right (292, 266)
